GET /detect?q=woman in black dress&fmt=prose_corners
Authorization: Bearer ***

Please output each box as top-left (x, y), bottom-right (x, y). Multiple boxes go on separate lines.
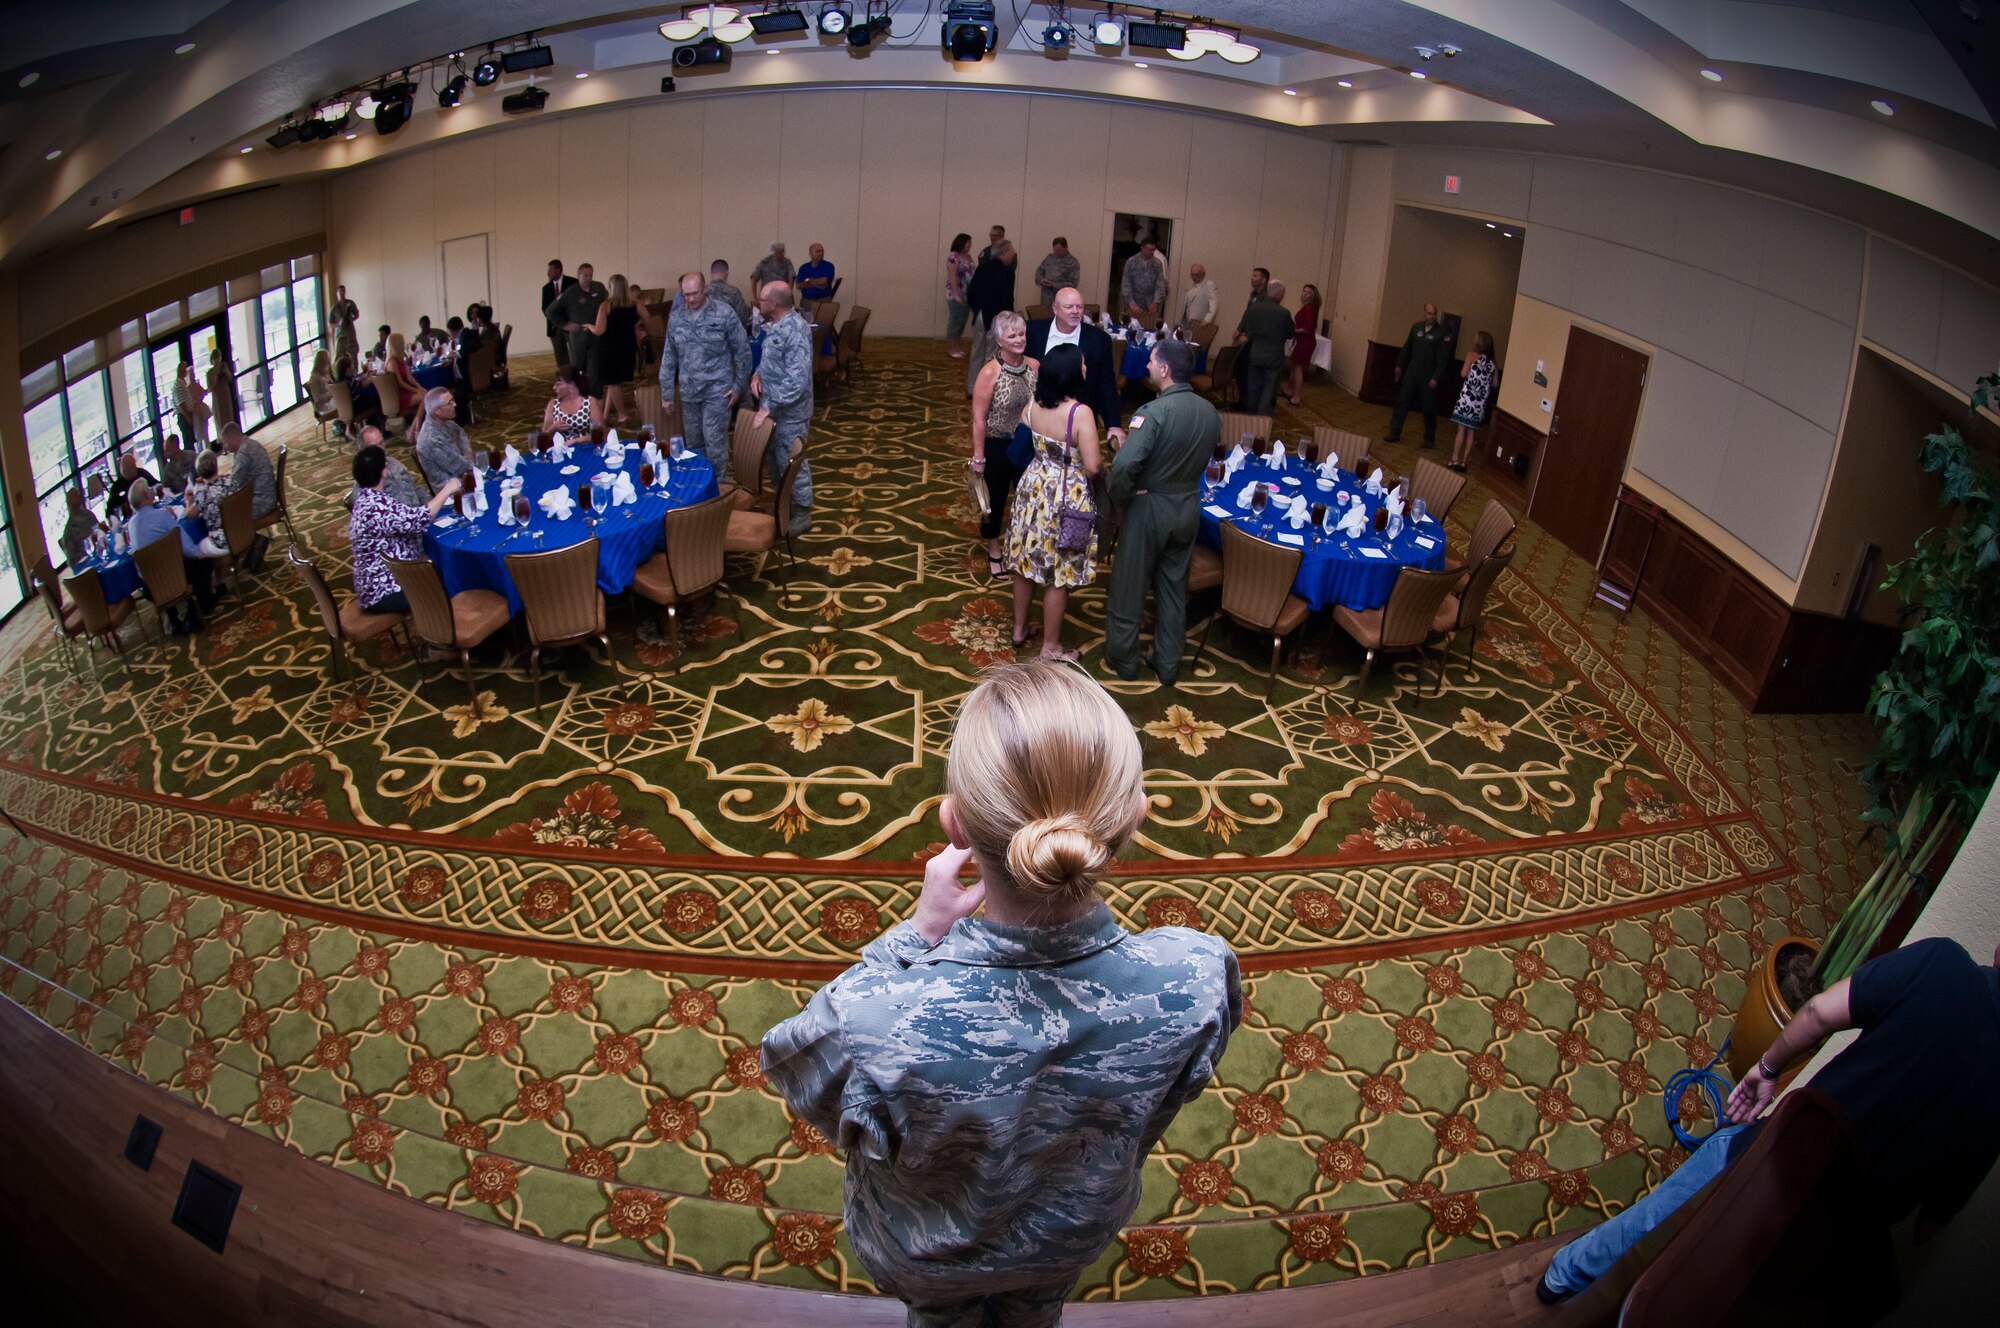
top-left (589, 273), bottom-right (644, 427)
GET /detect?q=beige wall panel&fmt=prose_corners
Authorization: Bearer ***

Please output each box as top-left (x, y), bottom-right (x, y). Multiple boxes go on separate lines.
top-left (328, 171), bottom-right (385, 343)
top-left (857, 90), bottom-right (946, 337)
top-left (1657, 262), bottom-right (1758, 381)
top-left (1935, 279), bottom-right (2000, 393)
top-left (489, 120), bottom-right (563, 357)
top-left (1496, 295), bottom-right (1568, 425)
top-left (558, 110), bottom-right (630, 283)
top-left (1628, 349), bottom-right (1737, 512)
top-left (1515, 223), bottom-right (1575, 311)
top-left (1328, 147), bottom-right (1392, 392)
top-left (1103, 103), bottom-right (1192, 223)
top-left (430, 133), bottom-right (496, 250)
top-left (1759, 205), bottom-right (1864, 326)
top-left (1663, 179), bottom-right (1771, 287)
top-left (701, 97), bottom-right (784, 279)
top-left (1741, 291), bottom-right (1857, 433)
top-left (1019, 97), bottom-right (1114, 304)
top-left (1179, 116), bottom-right (1268, 329)
top-left (1709, 389), bottom-right (1834, 578)
top-left (1568, 235), bottom-right (1670, 343)
top-left (1862, 237), bottom-right (1943, 372)
top-left (942, 91), bottom-right (1031, 270)
top-left (1255, 132), bottom-right (1335, 303)
top-left (778, 91), bottom-right (864, 298)
top-left (626, 101), bottom-right (706, 284)
top-left (375, 153), bottom-right (436, 334)
top-left (1392, 145), bottom-right (1532, 221)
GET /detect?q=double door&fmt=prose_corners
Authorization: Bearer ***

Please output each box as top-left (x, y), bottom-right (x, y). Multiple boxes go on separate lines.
top-left (149, 317), bottom-right (228, 445)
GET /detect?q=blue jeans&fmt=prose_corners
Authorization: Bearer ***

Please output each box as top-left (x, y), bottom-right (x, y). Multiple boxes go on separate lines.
top-left (1544, 1123), bottom-right (1758, 1294)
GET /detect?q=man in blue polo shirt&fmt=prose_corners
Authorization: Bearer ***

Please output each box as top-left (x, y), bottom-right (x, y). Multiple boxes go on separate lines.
top-left (1538, 934), bottom-right (2000, 1301)
top-left (126, 479), bottom-right (216, 633)
top-left (797, 243), bottom-right (835, 304)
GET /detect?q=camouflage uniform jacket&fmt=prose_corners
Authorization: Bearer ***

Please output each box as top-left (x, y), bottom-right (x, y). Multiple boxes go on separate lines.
top-left (226, 437), bottom-right (279, 518)
top-left (762, 901), bottom-right (1240, 1300)
top-left (658, 296), bottom-right (750, 405)
top-left (757, 311), bottom-right (814, 414)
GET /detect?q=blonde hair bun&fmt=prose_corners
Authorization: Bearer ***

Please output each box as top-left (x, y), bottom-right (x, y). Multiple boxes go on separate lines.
top-left (1006, 812), bottom-right (1113, 899)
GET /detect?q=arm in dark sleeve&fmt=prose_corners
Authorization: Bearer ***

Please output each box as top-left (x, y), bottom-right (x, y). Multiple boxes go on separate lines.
top-left (1107, 409), bottom-right (1152, 507)
top-left (1088, 338), bottom-right (1120, 431)
top-left (1397, 325), bottom-right (1415, 374)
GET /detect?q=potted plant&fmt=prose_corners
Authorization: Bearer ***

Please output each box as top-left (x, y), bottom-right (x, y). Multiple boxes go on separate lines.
top-left (1730, 370), bottom-right (2000, 1079)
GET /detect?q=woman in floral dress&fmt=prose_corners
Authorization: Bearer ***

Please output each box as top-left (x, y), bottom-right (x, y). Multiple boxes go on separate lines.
top-left (1005, 344), bottom-right (1100, 661)
top-left (1448, 330), bottom-right (1497, 472)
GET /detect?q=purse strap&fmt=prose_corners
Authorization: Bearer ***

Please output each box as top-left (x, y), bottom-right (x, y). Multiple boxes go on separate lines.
top-left (1060, 402), bottom-right (1081, 480)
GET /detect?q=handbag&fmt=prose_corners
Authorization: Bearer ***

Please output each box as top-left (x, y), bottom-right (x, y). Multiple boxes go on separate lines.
top-left (1006, 420), bottom-right (1034, 468)
top-left (966, 458), bottom-right (991, 517)
top-left (1054, 403), bottom-right (1097, 554)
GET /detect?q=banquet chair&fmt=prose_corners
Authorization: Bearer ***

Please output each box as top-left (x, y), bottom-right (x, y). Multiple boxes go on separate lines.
top-left (811, 300), bottom-right (840, 331)
top-left (1331, 564), bottom-right (1460, 695)
top-left (1084, 303), bottom-right (1101, 319)
top-left (1218, 412), bottom-right (1275, 448)
top-left (1187, 541), bottom-right (1223, 594)
top-left (813, 323), bottom-right (842, 394)
top-left (1025, 303), bottom-right (1052, 322)
top-left (497, 324), bottom-right (513, 385)
top-left (505, 537), bottom-right (610, 714)
top-left (1191, 343), bottom-right (1238, 403)
top-left (330, 381), bottom-right (358, 440)
top-left (631, 496), bottom-right (733, 668)
top-left (725, 445), bottom-right (806, 605)
top-left (32, 557), bottom-right (88, 670)
top-left (1312, 426), bottom-right (1373, 475)
top-left (386, 557), bottom-right (512, 707)
top-left (372, 371), bottom-right (406, 433)
top-left (1186, 320), bottom-right (1219, 352)
top-left (1407, 456), bottom-right (1468, 522)
top-left (468, 345), bottom-right (495, 400)
top-left (1110, 337), bottom-right (1127, 375)
top-left (210, 485), bottom-right (257, 594)
top-left (1450, 499), bottom-right (1519, 591)
top-left (288, 548), bottom-right (411, 679)
top-left (131, 533), bottom-right (198, 643)
top-left (835, 315), bottom-right (867, 384)
top-left (1434, 544), bottom-right (1514, 671)
top-left (313, 387), bottom-right (342, 439)
top-left (1191, 523), bottom-right (1309, 697)
top-left (265, 443), bottom-right (297, 545)
top-left (637, 393), bottom-right (685, 446)
top-left (61, 567), bottom-right (134, 667)
top-left (719, 410), bottom-right (776, 512)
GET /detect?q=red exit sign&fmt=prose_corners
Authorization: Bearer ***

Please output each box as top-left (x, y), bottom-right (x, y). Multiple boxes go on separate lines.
top-left (1444, 175), bottom-right (1462, 194)
top-left (178, 207), bottom-right (194, 225)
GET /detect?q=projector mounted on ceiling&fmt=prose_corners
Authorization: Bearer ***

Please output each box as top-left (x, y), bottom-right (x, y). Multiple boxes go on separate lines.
top-left (501, 83), bottom-right (548, 114)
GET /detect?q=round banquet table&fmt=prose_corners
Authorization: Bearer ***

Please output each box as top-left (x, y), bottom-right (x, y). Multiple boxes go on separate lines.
top-left (71, 513), bottom-right (208, 605)
top-left (1196, 462), bottom-right (1449, 611)
top-left (1120, 341), bottom-right (1207, 380)
top-left (421, 446), bottom-right (718, 615)
top-left (412, 361), bottom-right (455, 391)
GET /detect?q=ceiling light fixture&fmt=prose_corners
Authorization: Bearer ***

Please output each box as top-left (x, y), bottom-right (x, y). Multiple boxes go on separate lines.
top-left (1337, 78), bottom-right (1352, 87)
top-left (748, 7), bottom-right (812, 36)
top-left (849, 10), bottom-right (893, 48)
top-left (502, 81), bottom-right (550, 114)
top-left (374, 80), bottom-right (416, 135)
top-left (1410, 69), bottom-right (1428, 79)
top-left (174, 42), bottom-right (196, 55)
top-left (18, 72), bottom-right (39, 88)
top-left (1502, 230), bottom-right (1515, 237)
top-left (1485, 222), bottom-right (1496, 229)
top-left (1282, 87), bottom-right (1297, 95)
top-left (818, 2), bottom-right (852, 35)
top-left (1094, 9), bottom-right (1124, 46)
top-left (44, 148), bottom-right (62, 161)
top-left (943, 2), bottom-right (997, 60)
top-left (472, 51), bottom-right (501, 85)
top-left (1871, 98), bottom-right (1895, 115)
top-left (344, 132), bottom-right (359, 140)
top-left (1700, 67), bottom-right (1723, 81)
top-left (239, 145), bottom-right (254, 154)
top-left (575, 70), bottom-right (590, 78)
top-left (661, 4), bottom-right (754, 42)
top-left (439, 73), bottom-right (467, 106)
top-left (1133, 61), bottom-right (1148, 67)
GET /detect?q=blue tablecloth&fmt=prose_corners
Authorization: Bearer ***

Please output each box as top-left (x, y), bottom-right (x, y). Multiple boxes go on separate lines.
top-left (422, 446), bottom-right (718, 614)
top-left (1196, 463), bottom-right (1448, 611)
top-left (1121, 342), bottom-right (1207, 379)
top-left (412, 361), bottom-right (455, 391)
top-left (73, 515), bottom-right (208, 604)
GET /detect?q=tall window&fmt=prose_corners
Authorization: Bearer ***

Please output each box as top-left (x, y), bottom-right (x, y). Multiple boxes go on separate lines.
top-left (5, 253), bottom-right (322, 623)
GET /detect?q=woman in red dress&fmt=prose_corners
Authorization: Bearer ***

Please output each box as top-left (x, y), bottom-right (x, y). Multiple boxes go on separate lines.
top-left (1287, 284), bottom-right (1321, 406)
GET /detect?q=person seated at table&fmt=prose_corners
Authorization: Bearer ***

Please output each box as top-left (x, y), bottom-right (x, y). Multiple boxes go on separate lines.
top-left (384, 333), bottom-right (424, 416)
top-left (158, 434), bottom-right (195, 496)
top-left (348, 423), bottom-right (425, 509)
top-left (184, 452), bottom-right (231, 560)
top-left (1007, 344), bottom-right (1102, 663)
top-left (478, 304), bottom-right (508, 386)
top-left (541, 365), bottom-right (599, 440)
top-left (106, 453), bottom-right (158, 519)
top-left (58, 487), bottom-right (103, 567)
top-left (368, 325), bottom-right (392, 363)
top-left (220, 425), bottom-right (278, 568)
top-left (414, 387), bottom-right (477, 493)
top-left (306, 348), bottom-right (340, 434)
top-left (339, 354), bottom-right (382, 423)
top-left (797, 243), bottom-right (835, 303)
top-left (349, 446), bottom-right (463, 617)
top-left (413, 315), bottom-right (449, 355)
top-left (125, 478), bottom-right (216, 633)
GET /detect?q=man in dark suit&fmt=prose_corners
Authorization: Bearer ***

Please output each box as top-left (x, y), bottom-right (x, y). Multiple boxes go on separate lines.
top-left (1386, 300), bottom-right (1455, 446)
top-left (540, 259), bottom-right (578, 368)
top-left (449, 316), bottom-right (482, 425)
top-left (1025, 286), bottom-right (1124, 446)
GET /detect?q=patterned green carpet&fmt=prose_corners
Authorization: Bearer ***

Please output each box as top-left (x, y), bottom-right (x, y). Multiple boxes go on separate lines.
top-left (0, 341), bottom-right (1877, 1301)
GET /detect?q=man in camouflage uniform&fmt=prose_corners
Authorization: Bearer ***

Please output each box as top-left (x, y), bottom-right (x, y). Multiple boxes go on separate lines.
top-left (659, 271), bottom-right (751, 475)
top-left (1120, 238), bottom-right (1169, 325)
top-left (749, 281), bottom-right (814, 536)
top-left (752, 242), bottom-right (795, 291)
top-left (221, 424), bottom-right (278, 568)
top-left (706, 259), bottom-right (752, 331)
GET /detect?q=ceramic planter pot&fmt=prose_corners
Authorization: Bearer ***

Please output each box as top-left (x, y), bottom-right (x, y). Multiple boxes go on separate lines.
top-left (1727, 934), bottom-right (1822, 1082)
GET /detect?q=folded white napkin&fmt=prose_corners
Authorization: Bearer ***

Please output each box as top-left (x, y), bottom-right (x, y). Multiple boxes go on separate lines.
top-left (1318, 455), bottom-right (1340, 482)
top-left (1225, 443), bottom-right (1250, 476)
top-left (1283, 495), bottom-right (1311, 528)
top-left (1385, 489), bottom-right (1405, 519)
top-left (642, 440), bottom-right (662, 467)
top-left (538, 488), bottom-right (576, 521)
top-left (1338, 502), bottom-right (1370, 537)
top-left (611, 472), bottom-right (638, 507)
top-left (1234, 482), bottom-right (1256, 509)
top-left (1366, 466), bottom-right (1385, 493)
top-left (1269, 441), bottom-right (1287, 470)
top-left (551, 430), bottom-right (566, 448)
top-left (606, 426), bottom-right (620, 448)
top-left (602, 439), bottom-right (626, 469)
top-left (503, 444), bottom-right (522, 475)
top-left (471, 483), bottom-right (489, 515)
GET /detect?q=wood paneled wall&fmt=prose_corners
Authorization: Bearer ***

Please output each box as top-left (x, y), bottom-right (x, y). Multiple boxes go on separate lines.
top-left (327, 90), bottom-right (1345, 347)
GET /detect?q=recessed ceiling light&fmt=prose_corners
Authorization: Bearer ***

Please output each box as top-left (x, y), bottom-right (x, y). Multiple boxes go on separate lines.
top-left (1336, 78), bottom-right (1353, 88)
top-left (1133, 61), bottom-right (1148, 68)
top-left (1410, 69), bottom-right (1427, 79)
top-left (1485, 222), bottom-right (1497, 229)
top-left (766, 48), bottom-right (780, 54)
top-left (1502, 230), bottom-right (1515, 238)
top-left (174, 42), bottom-right (196, 55)
top-left (18, 71), bottom-right (39, 88)
top-left (1871, 98), bottom-right (1895, 115)
top-left (1700, 68), bottom-right (1722, 82)
top-left (344, 132), bottom-right (358, 140)
top-left (1282, 87), bottom-right (1298, 96)
top-left (43, 148), bottom-right (62, 161)
top-left (239, 145), bottom-right (253, 154)
top-left (575, 71), bottom-right (589, 78)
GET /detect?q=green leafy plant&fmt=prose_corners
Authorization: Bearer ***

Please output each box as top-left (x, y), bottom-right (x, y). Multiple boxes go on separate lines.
top-left (1819, 369), bottom-right (2000, 983)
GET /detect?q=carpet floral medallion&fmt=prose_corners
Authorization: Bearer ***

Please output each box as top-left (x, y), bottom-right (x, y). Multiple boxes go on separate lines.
top-left (0, 341), bottom-right (1876, 1302)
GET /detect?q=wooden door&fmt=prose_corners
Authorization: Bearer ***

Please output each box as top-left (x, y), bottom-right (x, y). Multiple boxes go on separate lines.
top-left (1530, 327), bottom-right (1649, 563)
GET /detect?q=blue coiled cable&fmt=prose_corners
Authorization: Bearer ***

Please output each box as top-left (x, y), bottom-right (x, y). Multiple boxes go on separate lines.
top-left (1663, 1034), bottom-right (1732, 1149)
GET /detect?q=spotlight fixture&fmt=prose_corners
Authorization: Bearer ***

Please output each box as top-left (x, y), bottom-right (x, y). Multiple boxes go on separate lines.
top-left (749, 6), bottom-right (811, 35)
top-left (819, 3), bottom-right (852, 35)
top-left (355, 91), bottom-right (380, 118)
top-left (943, 1), bottom-right (997, 60)
top-left (472, 51), bottom-right (501, 85)
top-left (503, 44), bottom-right (555, 73)
top-left (848, 13), bottom-right (892, 47)
top-left (373, 80), bottom-right (416, 134)
top-left (438, 73), bottom-right (468, 107)
top-left (1043, 20), bottom-right (1074, 49)
top-left (1093, 10), bottom-right (1123, 45)
top-left (502, 82), bottom-right (549, 114)
top-left (1127, 18), bottom-right (1185, 51)
top-left (674, 36), bottom-right (733, 68)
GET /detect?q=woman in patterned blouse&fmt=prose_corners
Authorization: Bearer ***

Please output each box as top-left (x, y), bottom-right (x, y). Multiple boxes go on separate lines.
top-left (348, 445), bottom-right (461, 614)
top-left (1448, 329), bottom-right (1498, 472)
top-left (764, 660), bottom-right (1241, 1327)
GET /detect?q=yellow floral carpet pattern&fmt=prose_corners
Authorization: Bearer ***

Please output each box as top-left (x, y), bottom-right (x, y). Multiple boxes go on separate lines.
top-left (0, 341), bottom-right (1875, 1301)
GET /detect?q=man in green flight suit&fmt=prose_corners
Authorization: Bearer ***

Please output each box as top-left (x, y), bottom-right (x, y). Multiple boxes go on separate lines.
top-left (1105, 339), bottom-right (1223, 685)
top-left (1385, 300), bottom-right (1456, 446)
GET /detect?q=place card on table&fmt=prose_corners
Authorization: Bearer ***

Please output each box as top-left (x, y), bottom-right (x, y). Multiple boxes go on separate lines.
top-left (1413, 535), bottom-right (1438, 550)
top-left (1203, 504), bottom-right (1232, 519)
top-left (1359, 545), bottom-right (1390, 560)
top-left (1276, 533), bottom-right (1306, 547)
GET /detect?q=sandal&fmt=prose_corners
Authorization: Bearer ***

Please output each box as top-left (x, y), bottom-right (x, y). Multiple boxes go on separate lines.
top-left (1012, 623), bottom-right (1043, 649)
top-left (1040, 646), bottom-right (1080, 664)
top-left (986, 549), bottom-right (1006, 578)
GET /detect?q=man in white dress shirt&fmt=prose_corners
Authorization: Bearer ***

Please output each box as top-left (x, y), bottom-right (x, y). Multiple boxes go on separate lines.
top-left (1179, 264), bottom-right (1217, 326)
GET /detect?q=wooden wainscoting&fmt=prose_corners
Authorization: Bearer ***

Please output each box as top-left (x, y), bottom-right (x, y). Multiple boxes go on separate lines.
top-left (1361, 340), bottom-right (1402, 405)
top-left (1482, 409), bottom-right (1540, 509)
top-left (1601, 489), bottom-right (1895, 714)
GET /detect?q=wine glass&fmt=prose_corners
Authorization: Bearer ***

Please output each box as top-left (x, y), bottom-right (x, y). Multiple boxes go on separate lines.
top-left (537, 431), bottom-right (554, 454)
top-left (669, 436), bottom-right (686, 461)
top-left (1249, 484), bottom-right (1268, 521)
top-left (1238, 432), bottom-right (1252, 453)
top-left (577, 483), bottom-right (593, 516)
top-left (639, 461), bottom-right (655, 488)
top-left (1211, 442), bottom-right (1226, 463)
top-left (1304, 440), bottom-right (1320, 466)
top-left (513, 493), bottom-right (531, 526)
top-left (487, 446), bottom-right (503, 473)
top-left (1204, 460), bottom-right (1224, 494)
